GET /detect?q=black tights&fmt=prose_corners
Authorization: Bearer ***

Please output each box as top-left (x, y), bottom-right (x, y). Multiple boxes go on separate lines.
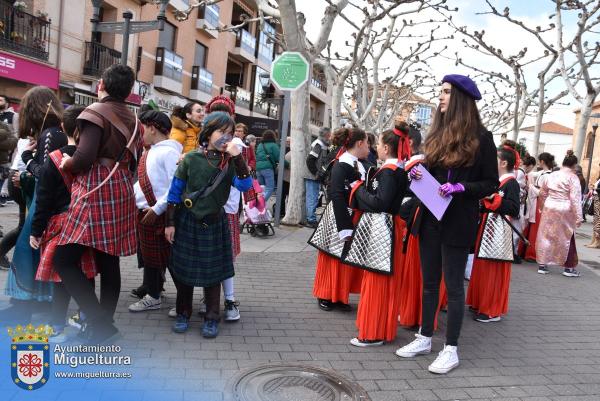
top-left (171, 271), bottom-right (220, 321)
top-left (419, 215), bottom-right (469, 346)
top-left (54, 244), bottom-right (120, 325)
top-left (0, 177), bottom-right (26, 257)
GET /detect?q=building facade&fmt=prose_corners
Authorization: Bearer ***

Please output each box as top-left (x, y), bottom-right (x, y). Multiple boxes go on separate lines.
top-left (573, 101), bottom-right (600, 185)
top-left (492, 121), bottom-right (574, 161)
top-left (0, 0), bottom-right (332, 135)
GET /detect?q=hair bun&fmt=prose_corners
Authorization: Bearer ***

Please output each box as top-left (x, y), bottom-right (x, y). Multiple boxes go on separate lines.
top-left (566, 149), bottom-right (574, 156)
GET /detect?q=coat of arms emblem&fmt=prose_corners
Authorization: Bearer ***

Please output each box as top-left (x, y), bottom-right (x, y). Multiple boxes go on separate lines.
top-left (8, 324), bottom-right (52, 390)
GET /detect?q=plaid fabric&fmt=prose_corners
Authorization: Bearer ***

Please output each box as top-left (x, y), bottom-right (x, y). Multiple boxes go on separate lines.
top-left (138, 210), bottom-right (170, 269)
top-left (169, 208), bottom-right (234, 287)
top-left (227, 212), bottom-right (241, 260)
top-left (137, 151), bottom-right (157, 205)
top-left (56, 159), bottom-right (137, 256)
top-left (36, 213), bottom-right (97, 282)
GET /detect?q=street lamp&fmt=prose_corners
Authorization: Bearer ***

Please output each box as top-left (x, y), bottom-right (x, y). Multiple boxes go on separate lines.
top-left (586, 112), bottom-right (600, 186)
top-left (90, 0), bottom-right (169, 66)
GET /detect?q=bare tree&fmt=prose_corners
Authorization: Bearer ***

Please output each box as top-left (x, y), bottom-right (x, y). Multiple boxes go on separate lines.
top-left (555, 0), bottom-right (600, 159)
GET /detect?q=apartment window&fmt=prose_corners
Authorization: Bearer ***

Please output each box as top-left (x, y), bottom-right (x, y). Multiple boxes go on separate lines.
top-left (158, 21), bottom-right (177, 51)
top-left (201, 3), bottom-right (220, 27)
top-left (257, 22), bottom-right (275, 64)
top-left (195, 42), bottom-right (207, 67)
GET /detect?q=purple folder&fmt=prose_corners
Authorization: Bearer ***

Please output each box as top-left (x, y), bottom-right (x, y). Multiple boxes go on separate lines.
top-left (409, 165), bottom-right (452, 221)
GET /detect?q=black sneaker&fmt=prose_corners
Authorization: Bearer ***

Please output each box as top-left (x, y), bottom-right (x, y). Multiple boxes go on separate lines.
top-left (130, 286), bottom-right (148, 299)
top-left (537, 265), bottom-right (549, 275)
top-left (318, 299), bottom-right (333, 311)
top-left (562, 268), bottom-right (581, 277)
top-left (513, 254), bottom-right (522, 265)
top-left (334, 302), bottom-right (352, 312)
top-left (474, 313), bottom-right (501, 323)
top-left (0, 255), bottom-right (9, 270)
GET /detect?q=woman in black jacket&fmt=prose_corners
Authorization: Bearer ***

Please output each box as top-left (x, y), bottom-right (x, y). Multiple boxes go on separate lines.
top-left (395, 75), bottom-right (498, 374)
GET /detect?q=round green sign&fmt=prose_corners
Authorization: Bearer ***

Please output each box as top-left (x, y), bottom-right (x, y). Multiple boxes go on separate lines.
top-left (270, 52), bottom-right (310, 91)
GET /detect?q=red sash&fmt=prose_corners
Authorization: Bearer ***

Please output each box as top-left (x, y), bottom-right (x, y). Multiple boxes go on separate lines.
top-left (137, 150), bottom-right (157, 207)
top-left (49, 149), bottom-right (73, 190)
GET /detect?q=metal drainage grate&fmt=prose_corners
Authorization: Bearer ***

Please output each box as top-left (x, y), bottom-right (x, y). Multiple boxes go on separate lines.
top-left (228, 364), bottom-right (371, 401)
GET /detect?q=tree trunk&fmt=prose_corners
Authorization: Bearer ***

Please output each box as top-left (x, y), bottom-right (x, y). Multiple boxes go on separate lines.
top-left (574, 93), bottom-right (595, 160)
top-left (330, 82), bottom-right (343, 129)
top-left (532, 78), bottom-right (546, 157)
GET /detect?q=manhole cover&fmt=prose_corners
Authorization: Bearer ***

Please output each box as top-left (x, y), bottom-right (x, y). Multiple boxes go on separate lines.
top-left (228, 364), bottom-right (371, 401)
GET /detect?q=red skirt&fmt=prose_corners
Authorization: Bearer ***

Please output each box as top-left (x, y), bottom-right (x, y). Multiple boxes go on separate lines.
top-left (466, 258), bottom-right (511, 317)
top-left (313, 251), bottom-right (362, 304)
top-left (137, 210), bottom-right (170, 269)
top-left (523, 209), bottom-right (541, 262)
top-left (227, 213), bottom-right (241, 261)
top-left (355, 217), bottom-right (406, 341)
top-left (36, 213), bottom-right (97, 282)
top-left (56, 165), bottom-right (137, 256)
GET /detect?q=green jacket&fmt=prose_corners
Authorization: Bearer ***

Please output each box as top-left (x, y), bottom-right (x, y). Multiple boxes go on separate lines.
top-left (256, 141), bottom-right (288, 171)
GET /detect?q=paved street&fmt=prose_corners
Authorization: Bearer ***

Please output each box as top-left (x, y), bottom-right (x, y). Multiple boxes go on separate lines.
top-left (1, 204), bottom-right (600, 400)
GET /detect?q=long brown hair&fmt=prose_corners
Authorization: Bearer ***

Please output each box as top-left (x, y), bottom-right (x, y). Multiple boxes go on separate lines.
top-left (424, 86), bottom-right (481, 168)
top-left (331, 127), bottom-right (366, 149)
top-left (18, 86), bottom-right (63, 139)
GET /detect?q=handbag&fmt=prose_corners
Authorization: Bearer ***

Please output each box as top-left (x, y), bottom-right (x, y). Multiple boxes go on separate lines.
top-left (342, 212), bottom-right (394, 275)
top-left (476, 212), bottom-right (514, 262)
top-left (307, 201), bottom-right (352, 259)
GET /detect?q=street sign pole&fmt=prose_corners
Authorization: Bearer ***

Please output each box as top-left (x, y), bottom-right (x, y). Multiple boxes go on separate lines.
top-left (274, 91), bottom-right (291, 227)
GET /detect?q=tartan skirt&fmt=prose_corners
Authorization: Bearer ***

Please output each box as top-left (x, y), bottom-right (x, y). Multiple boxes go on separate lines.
top-left (56, 165), bottom-right (137, 256)
top-left (227, 213), bottom-right (241, 261)
top-left (169, 208), bottom-right (234, 287)
top-left (36, 213), bottom-right (97, 282)
top-left (137, 210), bottom-right (170, 269)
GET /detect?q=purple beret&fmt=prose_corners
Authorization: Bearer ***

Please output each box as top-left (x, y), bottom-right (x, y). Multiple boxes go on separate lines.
top-left (442, 74), bottom-right (482, 101)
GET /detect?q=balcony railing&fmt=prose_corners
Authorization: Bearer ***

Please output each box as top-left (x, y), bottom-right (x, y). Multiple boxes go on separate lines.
top-left (311, 78), bottom-right (327, 93)
top-left (310, 118), bottom-right (324, 127)
top-left (155, 47), bottom-right (183, 82)
top-left (226, 85), bottom-right (251, 109)
top-left (235, 29), bottom-right (256, 56)
top-left (0, 0), bottom-right (50, 61)
top-left (83, 41), bottom-right (121, 78)
top-left (191, 66), bottom-right (213, 94)
top-left (198, 3), bottom-right (219, 27)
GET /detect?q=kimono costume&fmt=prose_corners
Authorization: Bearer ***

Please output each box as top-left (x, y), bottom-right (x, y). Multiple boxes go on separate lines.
top-left (312, 151), bottom-right (365, 305)
top-left (521, 170), bottom-right (551, 262)
top-left (536, 168), bottom-right (583, 267)
top-left (167, 150), bottom-right (251, 320)
top-left (350, 159), bottom-right (408, 341)
top-left (467, 174), bottom-right (520, 318)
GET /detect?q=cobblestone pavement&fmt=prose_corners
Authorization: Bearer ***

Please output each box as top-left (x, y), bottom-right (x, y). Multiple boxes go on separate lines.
top-left (1, 205), bottom-right (600, 400)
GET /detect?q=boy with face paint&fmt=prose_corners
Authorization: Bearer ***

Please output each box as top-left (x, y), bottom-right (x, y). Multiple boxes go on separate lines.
top-left (165, 111), bottom-right (252, 338)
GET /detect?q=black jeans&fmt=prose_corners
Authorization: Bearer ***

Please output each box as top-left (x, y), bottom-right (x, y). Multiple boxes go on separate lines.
top-left (171, 272), bottom-right (220, 321)
top-left (0, 177), bottom-right (26, 257)
top-left (419, 213), bottom-right (469, 346)
top-left (54, 244), bottom-right (120, 325)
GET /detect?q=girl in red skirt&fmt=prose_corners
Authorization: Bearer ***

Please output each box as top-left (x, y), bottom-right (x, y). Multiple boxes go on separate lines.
top-left (349, 126), bottom-right (409, 346)
top-left (312, 127), bottom-right (369, 311)
top-left (467, 146), bottom-right (520, 322)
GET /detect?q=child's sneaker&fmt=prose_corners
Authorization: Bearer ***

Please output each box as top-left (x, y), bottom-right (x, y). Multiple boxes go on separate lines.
top-left (129, 294), bottom-right (161, 312)
top-left (428, 345), bottom-right (459, 374)
top-left (474, 313), bottom-right (501, 323)
top-left (562, 268), bottom-right (581, 277)
top-left (202, 319), bottom-right (219, 338)
top-left (172, 315), bottom-right (189, 333)
top-left (350, 338), bottom-right (383, 347)
top-left (168, 307), bottom-right (177, 318)
top-left (537, 265), bottom-right (549, 274)
top-left (224, 300), bottom-right (240, 322)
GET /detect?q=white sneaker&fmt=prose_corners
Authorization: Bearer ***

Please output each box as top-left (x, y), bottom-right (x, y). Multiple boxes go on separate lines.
top-left (128, 294), bottom-right (161, 312)
top-left (428, 345), bottom-right (459, 374)
top-left (395, 333), bottom-right (432, 358)
top-left (350, 338), bottom-right (384, 347)
top-left (168, 307), bottom-right (177, 318)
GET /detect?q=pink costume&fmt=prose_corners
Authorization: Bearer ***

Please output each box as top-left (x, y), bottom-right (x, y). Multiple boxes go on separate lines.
top-left (536, 168), bottom-right (583, 266)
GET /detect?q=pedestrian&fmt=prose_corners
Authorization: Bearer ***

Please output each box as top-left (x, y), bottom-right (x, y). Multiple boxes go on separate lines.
top-left (165, 111), bottom-right (251, 338)
top-left (234, 123), bottom-right (256, 171)
top-left (522, 152), bottom-right (554, 262)
top-left (536, 150), bottom-right (583, 277)
top-left (170, 101), bottom-right (203, 154)
top-left (349, 126), bottom-right (409, 347)
top-left (29, 105), bottom-right (96, 342)
top-left (466, 145), bottom-right (520, 323)
top-left (396, 74), bottom-right (498, 374)
top-left (53, 64), bottom-right (140, 344)
top-left (255, 130), bottom-right (283, 202)
top-left (502, 140), bottom-right (525, 264)
top-left (517, 155), bottom-right (537, 258)
top-left (246, 134), bottom-right (257, 151)
top-left (128, 111), bottom-right (181, 313)
top-left (0, 94), bottom-right (19, 206)
top-left (365, 132), bottom-right (378, 169)
top-left (1, 86), bottom-right (65, 323)
top-left (312, 127), bottom-right (369, 311)
top-left (304, 127), bottom-right (331, 228)
top-left (585, 170), bottom-right (600, 248)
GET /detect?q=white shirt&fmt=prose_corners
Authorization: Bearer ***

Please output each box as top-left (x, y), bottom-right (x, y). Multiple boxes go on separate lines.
top-left (224, 186), bottom-right (241, 214)
top-left (11, 138), bottom-right (29, 172)
top-left (134, 139), bottom-right (182, 215)
top-left (337, 151), bottom-right (366, 240)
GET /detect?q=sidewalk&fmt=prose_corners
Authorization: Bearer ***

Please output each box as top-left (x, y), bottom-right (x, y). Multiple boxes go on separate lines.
top-left (0, 204), bottom-right (599, 400)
